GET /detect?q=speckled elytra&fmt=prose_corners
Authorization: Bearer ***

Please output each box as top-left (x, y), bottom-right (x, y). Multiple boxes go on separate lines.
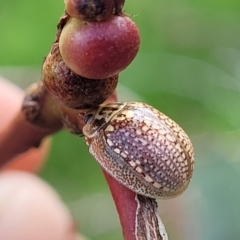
top-left (82, 102), bottom-right (194, 198)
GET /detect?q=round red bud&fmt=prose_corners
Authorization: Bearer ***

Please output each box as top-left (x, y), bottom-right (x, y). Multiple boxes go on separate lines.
top-left (59, 15), bottom-right (140, 79)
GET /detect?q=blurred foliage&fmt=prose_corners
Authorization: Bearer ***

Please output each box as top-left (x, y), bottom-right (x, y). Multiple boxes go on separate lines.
top-left (1, 0), bottom-right (240, 239)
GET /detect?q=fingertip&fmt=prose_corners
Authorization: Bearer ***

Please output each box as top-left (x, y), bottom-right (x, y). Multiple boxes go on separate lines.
top-left (0, 77), bottom-right (50, 172)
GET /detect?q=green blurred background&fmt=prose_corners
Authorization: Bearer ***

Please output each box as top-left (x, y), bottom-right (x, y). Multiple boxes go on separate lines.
top-left (1, 0), bottom-right (240, 239)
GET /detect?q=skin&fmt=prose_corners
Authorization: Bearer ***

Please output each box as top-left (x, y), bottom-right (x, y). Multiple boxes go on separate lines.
top-left (0, 77), bottom-right (84, 240)
top-left (0, 78), bottom-right (49, 172)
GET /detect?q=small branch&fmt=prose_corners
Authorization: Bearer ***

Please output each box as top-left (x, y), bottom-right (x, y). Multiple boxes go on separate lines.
top-left (0, 3), bottom-right (171, 239)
